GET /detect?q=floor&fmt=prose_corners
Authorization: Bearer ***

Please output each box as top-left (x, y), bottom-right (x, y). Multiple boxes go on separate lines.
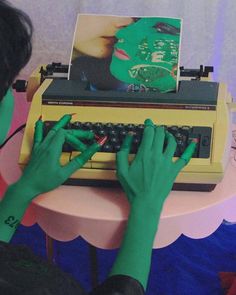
top-left (8, 216), bottom-right (236, 295)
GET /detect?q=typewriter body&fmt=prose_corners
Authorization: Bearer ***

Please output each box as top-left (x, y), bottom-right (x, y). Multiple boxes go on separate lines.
top-left (18, 64), bottom-right (233, 191)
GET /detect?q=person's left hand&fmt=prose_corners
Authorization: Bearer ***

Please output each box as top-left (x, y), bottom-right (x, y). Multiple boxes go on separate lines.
top-left (17, 114), bottom-right (101, 200)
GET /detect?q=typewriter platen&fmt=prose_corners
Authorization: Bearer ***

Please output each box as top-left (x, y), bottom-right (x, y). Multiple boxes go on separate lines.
top-left (18, 64), bottom-right (234, 191)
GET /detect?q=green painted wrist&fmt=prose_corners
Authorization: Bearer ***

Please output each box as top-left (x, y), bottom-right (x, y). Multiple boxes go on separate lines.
top-left (0, 183), bottom-right (32, 242)
top-left (110, 206), bottom-right (158, 289)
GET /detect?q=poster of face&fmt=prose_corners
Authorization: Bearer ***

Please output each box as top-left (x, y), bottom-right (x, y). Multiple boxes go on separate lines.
top-left (69, 14), bottom-right (182, 93)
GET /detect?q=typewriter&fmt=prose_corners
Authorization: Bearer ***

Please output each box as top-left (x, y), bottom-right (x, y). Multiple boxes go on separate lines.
top-left (18, 63), bottom-right (234, 191)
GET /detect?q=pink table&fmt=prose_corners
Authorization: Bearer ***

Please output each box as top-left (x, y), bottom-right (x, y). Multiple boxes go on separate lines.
top-left (1, 132), bottom-right (236, 249)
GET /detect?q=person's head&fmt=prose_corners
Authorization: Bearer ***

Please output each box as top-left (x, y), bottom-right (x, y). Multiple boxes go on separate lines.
top-left (73, 15), bottom-right (134, 59)
top-left (0, 0), bottom-right (32, 145)
top-left (110, 17), bottom-right (181, 92)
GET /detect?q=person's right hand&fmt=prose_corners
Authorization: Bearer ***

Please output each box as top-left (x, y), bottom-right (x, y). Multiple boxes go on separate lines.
top-left (116, 118), bottom-right (197, 217)
top-left (16, 114), bottom-right (102, 202)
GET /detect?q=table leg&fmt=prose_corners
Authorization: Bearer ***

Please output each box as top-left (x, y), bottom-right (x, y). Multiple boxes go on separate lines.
top-left (45, 234), bottom-right (54, 263)
top-left (45, 235), bottom-right (99, 287)
top-left (89, 244), bottom-right (99, 288)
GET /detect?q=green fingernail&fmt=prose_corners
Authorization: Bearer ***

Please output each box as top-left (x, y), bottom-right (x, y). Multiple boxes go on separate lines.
top-left (144, 118), bottom-right (154, 127)
top-left (181, 141), bottom-right (197, 163)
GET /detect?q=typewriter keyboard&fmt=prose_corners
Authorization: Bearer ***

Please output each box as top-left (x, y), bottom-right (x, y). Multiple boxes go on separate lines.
top-left (43, 121), bottom-right (212, 158)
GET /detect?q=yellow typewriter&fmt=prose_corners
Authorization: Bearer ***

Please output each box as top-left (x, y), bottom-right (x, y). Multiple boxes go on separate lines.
top-left (18, 64), bottom-right (234, 191)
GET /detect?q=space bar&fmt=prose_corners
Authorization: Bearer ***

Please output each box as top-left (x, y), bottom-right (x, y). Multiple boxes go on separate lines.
top-left (70, 152), bottom-right (135, 163)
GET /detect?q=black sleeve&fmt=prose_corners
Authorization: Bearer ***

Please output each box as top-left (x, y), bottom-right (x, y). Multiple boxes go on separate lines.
top-left (89, 275), bottom-right (145, 295)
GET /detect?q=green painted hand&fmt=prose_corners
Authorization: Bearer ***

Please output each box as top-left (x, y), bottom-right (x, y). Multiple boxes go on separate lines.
top-left (116, 118), bottom-right (196, 214)
top-left (0, 114), bottom-right (102, 242)
top-left (19, 114), bottom-right (101, 200)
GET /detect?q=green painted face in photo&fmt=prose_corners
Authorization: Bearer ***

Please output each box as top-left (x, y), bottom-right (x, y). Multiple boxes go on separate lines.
top-left (110, 17), bottom-right (181, 92)
top-left (0, 88), bottom-right (14, 146)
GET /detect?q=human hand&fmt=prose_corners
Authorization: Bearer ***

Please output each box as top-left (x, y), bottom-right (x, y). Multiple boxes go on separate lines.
top-left (17, 114), bottom-right (102, 200)
top-left (116, 118), bottom-right (197, 216)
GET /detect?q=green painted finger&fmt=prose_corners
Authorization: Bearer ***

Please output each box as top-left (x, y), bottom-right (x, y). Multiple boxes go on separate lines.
top-left (75, 142), bottom-right (101, 165)
top-left (164, 131), bottom-right (177, 159)
top-left (120, 133), bottom-right (133, 151)
top-left (174, 140), bottom-right (197, 171)
top-left (62, 142), bottom-right (101, 175)
top-left (180, 140), bottom-right (197, 164)
top-left (66, 133), bottom-right (87, 152)
top-left (116, 134), bottom-right (133, 176)
top-left (136, 119), bottom-right (155, 159)
top-left (144, 118), bottom-right (154, 127)
top-left (68, 129), bottom-right (94, 140)
top-left (44, 114), bottom-right (73, 143)
top-left (52, 114), bottom-right (73, 131)
top-left (33, 117), bottom-right (44, 151)
top-left (47, 128), bottom-right (67, 160)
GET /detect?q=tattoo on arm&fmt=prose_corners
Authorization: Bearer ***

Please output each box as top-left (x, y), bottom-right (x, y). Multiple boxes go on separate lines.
top-left (4, 216), bottom-right (20, 229)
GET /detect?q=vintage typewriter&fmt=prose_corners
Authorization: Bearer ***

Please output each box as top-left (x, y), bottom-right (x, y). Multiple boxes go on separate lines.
top-left (18, 63), bottom-right (234, 191)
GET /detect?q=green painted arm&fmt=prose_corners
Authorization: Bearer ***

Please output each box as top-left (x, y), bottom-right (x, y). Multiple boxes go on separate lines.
top-left (0, 114), bottom-right (101, 242)
top-left (110, 119), bottom-right (196, 289)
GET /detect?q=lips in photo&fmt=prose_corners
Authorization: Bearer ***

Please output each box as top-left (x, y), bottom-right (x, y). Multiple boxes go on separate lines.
top-left (114, 48), bottom-right (130, 60)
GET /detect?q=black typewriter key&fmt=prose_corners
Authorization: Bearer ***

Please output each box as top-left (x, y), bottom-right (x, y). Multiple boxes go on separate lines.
top-left (91, 127), bottom-right (97, 133)
top-left (180, 126), bottom-right (191, 137)
top-left (177, 140), bottom-right (186, 154)
top-left (72, 121), bottom-right (82, 129)
top-left (114, 144), bottom-right (121, 152)
top-left (181, 126), bottom-right (191, 132)
top-left (43, 121), bottom-right (54, 137)
top-left (137, 123), bottom-right (144, 128)
top-left (168, 126), bottom-right (178, 135)
top-left (80, 123), bottom-right (87, 130)
top-left (116, 123), bottom-right (125, 131)
top-left (97, 129), bottom-right (107, 136)
top-left (174, 131), bottom-right (182, 139)
top-left (105, 123), bottom-right (114, 131)
top-left (174, 141), bottom-right (183, 157)
top-left (202, 135), bottom-right (210, 146)
top-left (82, 122), bottom-right (93, 130)
top-left (178, 128), bottom-right (188, 142)
top-left (94, 122), bottom-right (103, 130)
top-left (102, 143), bottom-right (113, 152)
top-left (181, 135), bottom-right (188, 147)
top-left (133, 135), bottom-right (141, 146)
top-left (132, 137), bottom-right (139, 152)
top-left (170, 125), bottom-right (178, 130)
top-left (108, 129), bottom-right (117, 136)
top-left (110, 136), bottom-right (119, 145)
top-left (126, 124), bottom-right (136, 132)
top-left (119, 129), bottom-right (127, 138)
top-left (136, 124), bottom-right (144, 133)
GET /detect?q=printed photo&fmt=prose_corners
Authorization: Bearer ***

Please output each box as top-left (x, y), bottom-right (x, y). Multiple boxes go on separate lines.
top-left (69, 14), bottom-right (182, 93)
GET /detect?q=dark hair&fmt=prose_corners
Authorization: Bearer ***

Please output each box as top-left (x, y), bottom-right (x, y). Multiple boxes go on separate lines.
top-left (0, 242), bottom-right (86, 295)
top-left (0, 0), bottom-right (33, 100)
